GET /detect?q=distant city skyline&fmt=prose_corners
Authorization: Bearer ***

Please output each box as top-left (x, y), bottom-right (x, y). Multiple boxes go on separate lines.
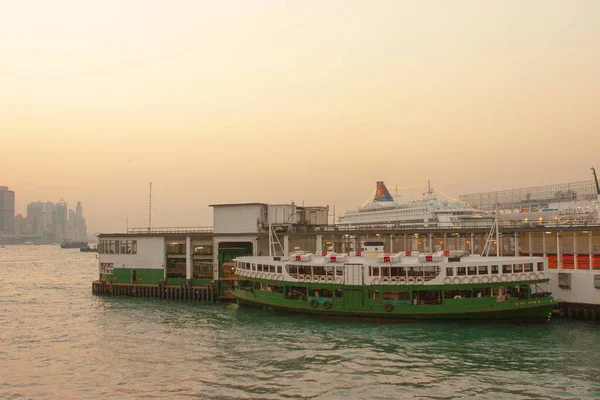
top-left (1, 1), bottom-right (599, 233)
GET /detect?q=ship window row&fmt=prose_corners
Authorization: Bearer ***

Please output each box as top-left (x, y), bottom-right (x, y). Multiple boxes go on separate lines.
top-left (99, 240), bottom-right (137, 254)
top-left (237, 262), bottom-right (282, 274)
top-left (370, 266), bottom-right (440, 280)
top-left (446, 262), bottom-right (543, 276)
top-left (285, 265), bottom-right (344, 277)
top-left (100, 263), bottom-right (114, 274)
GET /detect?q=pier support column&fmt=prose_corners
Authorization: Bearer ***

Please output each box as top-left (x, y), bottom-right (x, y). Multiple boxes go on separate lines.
top-left (590, 231), bottom-right (594, 268)
top-left (186, 236), bottom-right (192, 280)
top-left (353, 236), bottom-right (357, 253)
top-left (557, 232), bottom-right (562, 269)
top-left (404, 234), bottom-right (408, 252)
top-left (283, 235), bottom-right (289, 256)
top-left (528, 232), bottom-right (532, 256)
top-left (470, 233), bottom-right (475, 254)
top-left (574, 232), bottom-right (578, 269)
top-left (316, 235), bottom-right (323, 255)
top-left (443, 233), bottom-right (447, 251)
top-left (455, 234), bottom-right (459, 251)
top-left (390, 234), bottom-right (394, 253)
top-left (514, 232), bottom-right (519, 257)
top-left (542, 232), bottom-right (547, 257)
top-left (428, 234), bottom-right (433, 253)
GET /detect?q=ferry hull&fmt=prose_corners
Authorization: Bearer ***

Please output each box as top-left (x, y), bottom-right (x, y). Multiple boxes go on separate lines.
top-left (232, 289), bottom-right (554, 322)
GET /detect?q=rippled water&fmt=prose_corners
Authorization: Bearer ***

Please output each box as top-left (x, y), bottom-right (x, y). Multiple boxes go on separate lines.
top-left (1, 246), bottom-right (600, 399)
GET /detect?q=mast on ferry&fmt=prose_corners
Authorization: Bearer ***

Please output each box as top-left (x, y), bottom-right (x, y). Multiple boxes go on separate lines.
top-left (592, 167), bottom-right (600, 200)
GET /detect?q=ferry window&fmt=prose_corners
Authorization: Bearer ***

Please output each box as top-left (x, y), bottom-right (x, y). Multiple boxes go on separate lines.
top-left (370, 290), bottom-right (381, 299)
top-left (491, 265), bottom-right (499, 274)
top-left (132, 240), bottom-right (137, 254)
top-left (285, 286), bottom-right (307, 300)
top-left (381, 267), bottom-right (391, 277)
top-left (514, 264), bottom-right (523, 273)
top-left (478, 266), bottom-right (488, 275)
top-left (252, 264), bottom-right (256, 271)
top-left (370, 267), bottom-right (380, 276)
top-left (524, 263), bottom-right (533, 272)
top-left (286, 265), bottom-right (297, 275)
top-left (467, 266), bottom-right (477, 276)
top-left (446, 267), bottom-right (453, 276)
top-left (502, 264), bottom-right (512, 273)
top-left (537, 262), bottom-right (544, 271)
top-left (391, 267), bottom-right (402, 277)
top-left (277, 265), bottom-right (282, 274)
top-left (423, 266), bottom-right (438, 280)
top-left (323, 289), bottom-right (333, 298)
top-left (335, 267), bottom-right (343, 276)
top-left (269, 265), bottom-right (276, 273)
top-left (271, 285), bottom-right (284, 293)
top-left (457, 267), bottom-right (466, 276)
top-left (335, 289), bottom-right (343, 298)
top-left (126, 241), bottom-right (132, 254)
top-left (313, 266), bottom-right (325, 276)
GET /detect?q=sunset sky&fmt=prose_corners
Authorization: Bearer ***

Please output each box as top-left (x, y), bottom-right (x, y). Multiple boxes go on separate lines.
top-left (1, 0), bottom-right (599, 233)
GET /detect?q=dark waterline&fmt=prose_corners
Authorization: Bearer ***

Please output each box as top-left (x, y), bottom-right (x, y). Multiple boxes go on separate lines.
top-left (1, 246), bottom-right (599, 399)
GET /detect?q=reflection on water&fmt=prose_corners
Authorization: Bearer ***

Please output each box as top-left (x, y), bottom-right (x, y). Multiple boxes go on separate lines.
top-left (1, 246), bottom-right (599, 399)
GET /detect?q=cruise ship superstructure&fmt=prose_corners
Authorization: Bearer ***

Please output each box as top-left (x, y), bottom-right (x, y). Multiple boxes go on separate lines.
top-left (338, 181), bottom-right (480, 228)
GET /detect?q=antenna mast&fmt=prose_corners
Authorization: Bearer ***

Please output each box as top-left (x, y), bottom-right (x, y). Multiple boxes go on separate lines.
top-left (591, 167), bottom-right (600, 197)
top-left (148, 182), bottom-right (152, 232)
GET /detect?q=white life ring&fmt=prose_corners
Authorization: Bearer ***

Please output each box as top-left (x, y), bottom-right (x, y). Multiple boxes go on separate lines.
top-left (490, 275), bottom-right (499, 283)
top-left (452, 277), bottom-right (461, 285)
top-left (261, 273), bottom-right (267, 280)
top-left (415, 277), bottom-right (424, 285)
top-left (407, 277), bottom-right (415, 285)
top-left (510, 275), bottom-right (518, 282)
top-left (381, 277), bottom-right (390, 284)
top-left (520, 273), bottom-right (527, 281)
top-left (529, 272), bottom-right (537, 280)
top-left (481, 276), bottom-right (489, 284)
top-left (500, 275), bottom-right (508, 282)
top-left (462, 277), bottom-right (470, 284)
top-left (334, 277), bottom-right (342, 284)
top-left (537, 272), bottom-right (546, 280)
top-left (398, 277), bottom-right (406, 284)
top-left (279, 274), bottom-right (284, 281)
top-left (297, 274), bottom-right (304, 282)
top-left (319, 276), bottom-right (327, 283)
top-left (372, 278), bottom-right (381, 285)
top-left (326, 276), bottom-right (334, 283)
top-left (390, 277), bottom-right (398, 284)
top-left (470, 276), bottom-right (480, 284)
top-left (312, 275), bottom-right (320, 283)
top-left (443, 277), bottom-right (452, 284)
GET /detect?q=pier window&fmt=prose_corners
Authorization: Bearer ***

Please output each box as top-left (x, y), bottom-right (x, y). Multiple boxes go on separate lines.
top-left (446, 267), bottom-right (454, 276)
top-left (524, 263), bottom-right (533, 272)
top-left (537, 262), bottom-right (544, 271)
top-left (166, 243), bottom-right (185, 255)
top-left (101, 263), bottom-right (114, 274)
top-left (166, 259), bottom-right (186, 278)
top-left (193, 261), bottom-right (212, 279)
top-left (457, 267), bottom-right (466, 276)
top-left (132, 240), bottom-right (137, 254)
top-left (467, 266), bottom-right (477, 276)
top-left (478, 266), bottom-right (488, 275)
top-left (502, 264), bottom-right (512, 274)
top-left (491, 265), bottom-right (499, 274)
top-left (193, 245), bottom-right (212, 255)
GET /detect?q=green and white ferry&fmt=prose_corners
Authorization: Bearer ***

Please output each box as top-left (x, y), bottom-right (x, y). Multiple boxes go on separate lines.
top-left (232, 249), bottom-right (555, 322)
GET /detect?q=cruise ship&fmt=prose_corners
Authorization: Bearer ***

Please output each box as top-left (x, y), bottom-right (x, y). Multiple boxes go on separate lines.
top-left (338, 181), bottom-right (480, 228)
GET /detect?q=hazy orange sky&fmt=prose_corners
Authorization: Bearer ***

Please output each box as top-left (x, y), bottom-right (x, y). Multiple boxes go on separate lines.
top-left (1, 0), bottom-right (599, 233)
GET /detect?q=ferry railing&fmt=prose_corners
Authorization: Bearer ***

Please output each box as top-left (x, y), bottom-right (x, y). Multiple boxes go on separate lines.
top-left (127, 226), bottom-right (213, 234)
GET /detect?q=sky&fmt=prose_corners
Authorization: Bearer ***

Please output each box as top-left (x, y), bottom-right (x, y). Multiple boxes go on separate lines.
top-left (1, 0), bottom-right (599, 233)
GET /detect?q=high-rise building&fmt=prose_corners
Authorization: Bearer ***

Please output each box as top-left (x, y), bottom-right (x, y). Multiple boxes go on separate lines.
top-left (26, 201), bottom-right (44, 235)
top-left (0, 186), bottom-right (15, 234)
top-left (14, 214), bottom-right (24, 235)
top-left (55, 199), bottom-right (68, 241)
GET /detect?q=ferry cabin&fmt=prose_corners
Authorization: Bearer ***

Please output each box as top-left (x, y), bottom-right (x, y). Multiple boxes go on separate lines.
top-left (232, 252), bottom-right (555, 320)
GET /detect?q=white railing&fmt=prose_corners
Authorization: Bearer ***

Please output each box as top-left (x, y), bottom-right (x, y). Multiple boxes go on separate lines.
top-left (127, 226), bottom-right (213, 234)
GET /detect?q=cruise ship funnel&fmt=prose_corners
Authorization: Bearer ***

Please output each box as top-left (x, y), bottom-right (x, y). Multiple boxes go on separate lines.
top-left (374, 181), bottom-right (394, 202)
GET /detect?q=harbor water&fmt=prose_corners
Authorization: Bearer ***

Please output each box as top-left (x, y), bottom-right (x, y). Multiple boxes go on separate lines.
top-left (1, 246), bottom-right (600, 399)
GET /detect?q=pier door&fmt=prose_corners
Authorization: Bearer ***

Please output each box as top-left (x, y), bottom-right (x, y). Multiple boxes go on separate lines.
top-left (344, 264), bottom-right (363, 285)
